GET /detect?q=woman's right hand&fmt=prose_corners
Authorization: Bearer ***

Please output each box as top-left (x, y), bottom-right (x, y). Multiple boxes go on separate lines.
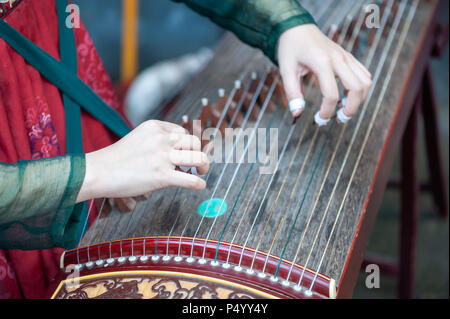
top-left (76, 120), bottom-right (209, 203)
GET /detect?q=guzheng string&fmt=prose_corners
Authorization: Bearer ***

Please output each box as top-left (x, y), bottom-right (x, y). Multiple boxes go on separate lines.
top-left (308, 0), bottom-right (419, 292)
top-left (81, 70), bottom-right (246, 255)
top-left (158, 72), bottom-right (269, 261)
top-left (300, 1), bottom-right (413, 287)
top-left (212, 103), bottom-right (289, 263)
top-left (199, 77), bottom-right (281, 260)
top-left (161, 72), bottom-right (256, 256)
top-left (166, 88), bottom-right (277, 260)
top-left (212, 0), bottom-right (348, 265)
top-left (291, 0), bottom-right (405, 290)
top-left (76, 199), bottom-right (95, 263)
top-left (281, 0), bottom-right (399, 284)
top-left (187, 72), bottom-right (275, 260)
top-left (158, 72), bottom-right (270, 261)
top-left (281, 0), bottom-right (395, 285)
top-left (289, 0), bottom-right (408, 292)
top-left (81, 68), bottom-right (247, 242)
top-left (223, 0), bottom-right (371, 282)
top-left (247, 1), bottom-right (370, 276)
top-left (214, 0), bottom-right (352, 268)
top-left (216, 0), bottom-right (353, 269)
top-left (203, 71), bottom-right (251, 183)
top-left (223, 0), bottom-right (357, 272)
top-left (188, 1), bottom-right (350, 254)
top-left (154, 73), bottom-right (265, 260)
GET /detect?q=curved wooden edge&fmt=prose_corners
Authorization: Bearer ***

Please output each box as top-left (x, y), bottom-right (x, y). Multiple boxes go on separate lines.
top-left (61, 236), bottom-right (336, 299)
top-left (52, 270), bottom-right (282, 299)
top-left (337, 0), bottom-right (442, 298)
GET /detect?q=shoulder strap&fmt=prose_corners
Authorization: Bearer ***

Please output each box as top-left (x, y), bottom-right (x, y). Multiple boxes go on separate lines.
top-left (0, 6), bottom-right (132, 139)
top-left (55, 0), bottom-right (87, 250)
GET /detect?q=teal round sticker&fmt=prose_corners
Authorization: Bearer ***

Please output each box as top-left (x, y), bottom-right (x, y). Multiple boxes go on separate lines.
top-left (198, 198), bottom-right (228, 218)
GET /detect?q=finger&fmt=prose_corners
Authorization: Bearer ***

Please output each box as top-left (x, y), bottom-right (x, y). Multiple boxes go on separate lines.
top-left (333, 58), bottom-right (366, 120)
top-left (156, 120), bottom-right (187, 134)
top-left (114, 197), bottom-right (137, 213)
top-left (348, 53), bottom-right (372, 79)
top-left (314, 63), bottom-right (340, 125)
top-left (168, 170), bottom-right (206, 190)
top-left (202, 140), bottom-right (215, 155)
top-left (344, 55), bottom-right (373, 99)
top-left (134, 193), bottom-right (152, 201)
top-left (280, 63), bottom-right (305, 118)
top-left (143, 192), bottom-right (152, 200)
top-left (169, 134), bottom-right (202, 151)
top-left (170, 150), bottom-right (210, 176)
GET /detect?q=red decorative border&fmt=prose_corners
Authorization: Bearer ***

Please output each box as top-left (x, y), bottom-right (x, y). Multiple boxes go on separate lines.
top-left (62, 237), bottom-right (335, 299)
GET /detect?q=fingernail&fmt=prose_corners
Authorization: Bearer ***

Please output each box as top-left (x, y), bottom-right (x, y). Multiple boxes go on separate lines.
top-left (337, 108), bottom-right (352, 124)
top-left (314, 112), bottom-right (331, 127)
top-left (292, 109), bottom-right (303, 118)
top-left (289, 98), bottom-right (306, 116)
top-left (128, 200), bottom-right (137, 212)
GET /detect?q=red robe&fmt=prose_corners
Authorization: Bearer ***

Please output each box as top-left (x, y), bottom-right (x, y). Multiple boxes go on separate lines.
top-left (0, 0), bottom-right (129, 298)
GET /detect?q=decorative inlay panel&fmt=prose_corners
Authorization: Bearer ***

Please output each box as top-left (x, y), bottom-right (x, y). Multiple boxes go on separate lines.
top-left (52, 271), bottom-right (278, 299)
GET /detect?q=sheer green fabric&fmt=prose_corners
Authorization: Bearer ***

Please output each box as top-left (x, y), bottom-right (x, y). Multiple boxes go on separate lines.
top-left (0, 155), bottom-right (86, 250)
top-left (173, 0), bottom-right (316, 64)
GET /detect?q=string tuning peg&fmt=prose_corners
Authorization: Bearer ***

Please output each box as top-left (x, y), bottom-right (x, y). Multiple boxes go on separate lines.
top-left (198, 98), bottom-right (211, 128)
top-left (259, 81), bottom-right (277, 114)
top-left (216, 87), bottom-right (241, 129)
top-left (195, 98), bottom-right (214, 151)
top-left (330, 24), bottom-right (339, 34)
top-left (266, 69), bottom-right (288, 107)
top-left (210, 94), bottom-right (229, 136)
top-left (230, 80), bottom-right (246, 127)
top-left (243, 72), bottom-right (262, 121)
top-left (181, 114), bottom-right (193, 134)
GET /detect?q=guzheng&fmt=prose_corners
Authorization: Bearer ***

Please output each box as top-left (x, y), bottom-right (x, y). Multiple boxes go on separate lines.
top-left (52, 0), bottom-right (444, 299)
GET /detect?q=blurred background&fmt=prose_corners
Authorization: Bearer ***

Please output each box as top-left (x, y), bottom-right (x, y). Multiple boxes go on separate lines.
top-left (73, 0), bottom-right (449, 298)
top-left (73, 0), bottom-right (223, 82)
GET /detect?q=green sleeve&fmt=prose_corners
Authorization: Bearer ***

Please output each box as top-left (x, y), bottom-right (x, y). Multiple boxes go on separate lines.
top-left (172, 0), bottom-right (316, 64)
top-left (0, 155), bottom-right (87, 250)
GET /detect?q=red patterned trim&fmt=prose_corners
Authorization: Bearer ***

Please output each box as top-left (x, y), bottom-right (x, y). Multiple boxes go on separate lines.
top-left (62, 237), bottom-right (336, 299)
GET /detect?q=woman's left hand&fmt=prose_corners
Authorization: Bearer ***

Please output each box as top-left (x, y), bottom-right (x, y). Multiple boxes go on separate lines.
top-left (277, 24), bottom-right (373, 125)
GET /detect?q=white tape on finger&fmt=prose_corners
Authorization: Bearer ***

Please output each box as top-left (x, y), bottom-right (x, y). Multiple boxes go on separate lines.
top-left (289, 98), bottom-right (306, 113)
top-left (314, 112), bottom-right (331, 127)
top-left (337, 108), bottom-right (352, 124)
